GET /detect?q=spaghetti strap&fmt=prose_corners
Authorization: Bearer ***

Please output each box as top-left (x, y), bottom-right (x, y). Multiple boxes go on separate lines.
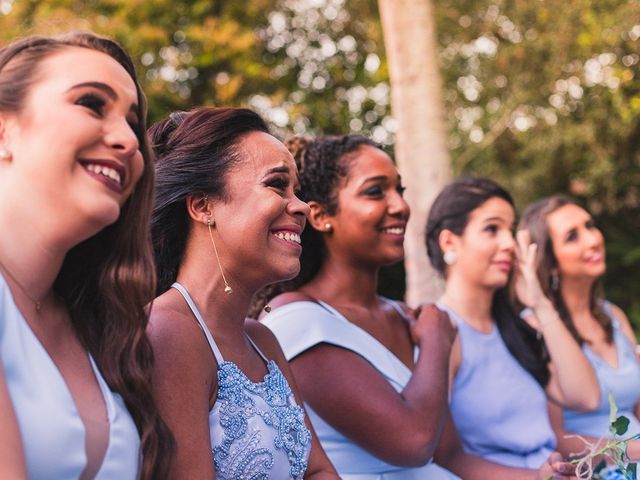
top-left (246, 335), bottom-right (270, 364)
top-left (171, 282), bottom-right (225, 364)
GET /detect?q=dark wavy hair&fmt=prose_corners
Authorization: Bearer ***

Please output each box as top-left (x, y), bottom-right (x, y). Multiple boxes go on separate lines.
top-left (249, 134), bottom-right (381, 317)
top-left (0, 32), bottom-right (173, 479)
top-left (149, 107), bottom-right (270, 295)
top-left (518, 194), bottom-right (611, 344)
top-left (425, 177), bottom-right (551, 387)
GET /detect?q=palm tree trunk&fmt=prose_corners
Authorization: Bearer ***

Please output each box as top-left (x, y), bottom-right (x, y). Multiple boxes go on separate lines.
top-left (378, 0), bottom-right (451, 306)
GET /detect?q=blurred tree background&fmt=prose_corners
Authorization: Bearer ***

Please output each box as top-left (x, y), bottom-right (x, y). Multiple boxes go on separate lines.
top-left (2, 0), bottom-right (639, 328)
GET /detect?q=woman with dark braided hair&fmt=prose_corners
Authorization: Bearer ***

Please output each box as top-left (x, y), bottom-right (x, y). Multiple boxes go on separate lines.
top-left (0, 33), bottom-right (172, 478)
top-left (147, 107), bottom-right (339, 479)
top-left (257, 135), bottom-right (580, 479)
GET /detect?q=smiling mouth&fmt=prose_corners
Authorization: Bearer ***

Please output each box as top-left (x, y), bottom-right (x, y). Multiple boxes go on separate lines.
top-left (381, 226), bottom-right (405, 235)
top-left (80, 160), bottom-right (126, 194)
top-left (272, 231), bottom-right (302, 245)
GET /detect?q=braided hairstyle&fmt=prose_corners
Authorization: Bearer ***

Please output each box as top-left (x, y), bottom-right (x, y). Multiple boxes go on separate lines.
top-left (425, 177), bottom-right (551, 387)
top-left (249, 134), bottom-right (381, 317)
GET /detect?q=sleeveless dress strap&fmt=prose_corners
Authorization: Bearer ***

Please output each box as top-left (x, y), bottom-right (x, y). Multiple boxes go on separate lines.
top-left (171, 282), bottom-right (225, 364)
top-left (246, 335), bottom-right (270, 364)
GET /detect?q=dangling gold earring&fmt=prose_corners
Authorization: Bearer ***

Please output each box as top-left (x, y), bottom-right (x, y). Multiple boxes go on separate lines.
top-left (207, 218), bottom-right (233, 295)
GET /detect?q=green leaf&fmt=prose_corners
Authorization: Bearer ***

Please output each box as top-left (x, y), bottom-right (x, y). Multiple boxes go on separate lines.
top-left (611, 415), bottom-right (631, 436)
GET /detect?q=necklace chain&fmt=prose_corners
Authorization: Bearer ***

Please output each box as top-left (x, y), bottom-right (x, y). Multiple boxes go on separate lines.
top-left (0, 257), bottom-right (43, 312)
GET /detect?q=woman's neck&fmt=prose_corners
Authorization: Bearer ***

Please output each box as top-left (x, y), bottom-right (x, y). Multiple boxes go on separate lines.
top-left (0, 211), bottom-right (65, 303)
top-left (560, 276), bottom-right (595, 321)
top-left (303, 256), bottom-right (380, 308)
top-left (439, 275), bottom-right (495, 326)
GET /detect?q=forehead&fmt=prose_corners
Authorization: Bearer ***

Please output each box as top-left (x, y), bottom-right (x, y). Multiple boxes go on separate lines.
top-left (344, 145), bottom-right (397, 182)
top-left (468, 196), bottom-right (515, 224)
top-left (29, 47), bottom-right (138, 105)
top-left (547, 204), bottom-right (589, 235)
top-left (234, 130), bottom-right (297, 175)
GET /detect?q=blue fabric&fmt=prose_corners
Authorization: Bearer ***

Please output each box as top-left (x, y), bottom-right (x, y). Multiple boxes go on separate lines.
top-left (0, 274), bottom-right (141, 479)
top-left (172, 282), bottom-right (311, 479)
top-left (563, 302), bottom-right (640, 438)
top-left (439, 303), bottom-right (556, 469)
top-left (264, 300), bottom-right (460, 479)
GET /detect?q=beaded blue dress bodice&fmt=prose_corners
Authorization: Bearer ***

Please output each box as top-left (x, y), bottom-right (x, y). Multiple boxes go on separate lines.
top-left (172, 283), bottom-right (311, 479)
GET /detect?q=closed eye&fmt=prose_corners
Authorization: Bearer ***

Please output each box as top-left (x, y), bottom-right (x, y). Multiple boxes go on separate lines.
top-left (484, 224), bottom-right (498, 234)
top-left (363, 185), bottom-right (384, 197)
top-left (76, 93), bottom-right (107, 116)
top-left (266, 176), bottom-right (289, 191)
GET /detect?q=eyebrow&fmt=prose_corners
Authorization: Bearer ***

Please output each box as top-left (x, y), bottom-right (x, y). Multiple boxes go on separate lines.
top-left (482, 216), bottom-right (511, 223)
top-left (358, 175), bottom-right (389, 187)
top-left (67, 81), bottom-right (140, 114)
top-left (264, 165), bottom-right (290, 175)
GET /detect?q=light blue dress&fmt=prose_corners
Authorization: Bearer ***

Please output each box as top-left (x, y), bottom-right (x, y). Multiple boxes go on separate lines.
top-left (264, 299), bottom-right (460, 480)
top-left (172, 282), bottom-right (311, 479)
top-left (439, 303), bottom-right (556, 468)
top-left (563, 302), bottom-right (640, 437)
top-left (0, 274), bottom-right (141, 479)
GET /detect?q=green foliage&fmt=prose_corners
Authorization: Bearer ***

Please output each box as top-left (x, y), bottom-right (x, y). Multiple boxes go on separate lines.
top-left (433, 0), bottom-right (640, 330)
top-left (2, 1), bottom-right (638, 327)
top-left (570, 394), bottom-right (640, 479)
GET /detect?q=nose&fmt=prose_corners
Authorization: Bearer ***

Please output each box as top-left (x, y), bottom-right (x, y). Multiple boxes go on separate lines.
top-left (501, 229), bottom-right (516, 252)
top-left (584, 227), bottom-right (603, 248)
top-left (288, 194), bottom-right (311, 221)
top-left (105, 116), bottom-right (140, 158)
top-left (388, 190), bottom-right (411, 220)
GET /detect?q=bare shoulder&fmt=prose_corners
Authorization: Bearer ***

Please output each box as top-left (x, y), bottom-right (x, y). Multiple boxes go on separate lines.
top-left (148, 289), bottom-right (212, 366)
top-left (268, 291), bottom-right (316, 310)
top-left (608, 302), bottom-right (637, 344)
top-left (245, 318), bottom-right (286, 363)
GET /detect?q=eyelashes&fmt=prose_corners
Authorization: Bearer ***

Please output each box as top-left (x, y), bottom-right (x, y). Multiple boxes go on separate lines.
top-left (76, 93), bottom-right (107, 115)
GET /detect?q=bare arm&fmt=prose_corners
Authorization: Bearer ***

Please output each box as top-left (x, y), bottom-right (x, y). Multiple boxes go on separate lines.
top-left (514, 231), bottom-right (599, 411)
top-left (148, 301), bottom-right (217, 479)
top-left (435, 412), bottom-right (576, 480)
top-left (0, 361), bottom-right (27, 479)
top-left (288, 305), bottom-right (455, 467)
top-left (245, 321), bottom-right (339, 479)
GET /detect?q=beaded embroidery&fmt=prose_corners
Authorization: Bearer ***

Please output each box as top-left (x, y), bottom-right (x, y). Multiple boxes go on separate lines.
top-left (213, 359), bottom-right (311, 479)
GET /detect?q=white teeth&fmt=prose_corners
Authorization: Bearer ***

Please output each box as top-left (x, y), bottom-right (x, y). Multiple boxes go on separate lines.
top-left (383, 227), bottom-right (405, 234)
top-left (273, 232), bottom-right (301, 244)
top-left (85, 163), bottom-right (122, 186)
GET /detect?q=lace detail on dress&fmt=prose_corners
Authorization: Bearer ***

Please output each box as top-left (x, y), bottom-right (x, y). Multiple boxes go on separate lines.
top-left (213, 360), bottom-right (311, 479)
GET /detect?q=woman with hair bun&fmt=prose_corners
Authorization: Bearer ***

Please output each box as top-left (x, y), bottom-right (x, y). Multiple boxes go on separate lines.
top-left (257, 138), bottom-right (578, 479)
top-left (518, 195), bottom-right (640, 461)
top-left (0, 32), bottom-right (172, 479)
top-left (148, 107), bottom-right (338, 479)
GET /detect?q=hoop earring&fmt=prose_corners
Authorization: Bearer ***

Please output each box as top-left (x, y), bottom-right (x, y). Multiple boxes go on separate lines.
top-left (443, 251), bottom-right (457, 266)
top-left (207, 218), bottom-right (232, 295)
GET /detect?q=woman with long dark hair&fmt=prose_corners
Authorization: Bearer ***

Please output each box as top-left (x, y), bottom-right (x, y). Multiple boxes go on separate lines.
top-left (256, 137), bottom-right (579, 479)
top-left (148, 107), bottom-right (338, 479)
top-left (0, 32), bottom-right (172, 479)
top-left (519, 195), bottom-right (640, 460)
top-left (426, 177), bottom-right (599, 468)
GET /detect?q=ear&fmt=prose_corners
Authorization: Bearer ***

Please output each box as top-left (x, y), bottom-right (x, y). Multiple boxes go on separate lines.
top-left (0, 114), bottom-right (13, 163)
top-left (438, 229), bottom-right (459, 253)
top-left (186, 193), bottom-right (213, 225)
top-left (306, 200), bottom-right (332, 232)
